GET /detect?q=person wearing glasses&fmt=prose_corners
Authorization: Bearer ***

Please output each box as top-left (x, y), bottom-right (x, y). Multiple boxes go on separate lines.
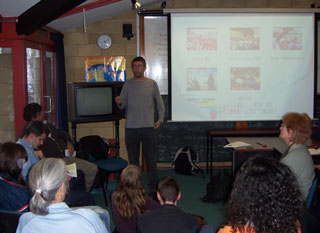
top-left (279, 112), bottom-right (315, 201)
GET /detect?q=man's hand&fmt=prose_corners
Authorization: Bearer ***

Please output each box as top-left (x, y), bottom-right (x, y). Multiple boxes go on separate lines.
top-left (115, 96), bottom-right (123, 105)
top-left (154, 121), bottom-right (161, 129)
top-left (34, 150), bottom-right (45, 159)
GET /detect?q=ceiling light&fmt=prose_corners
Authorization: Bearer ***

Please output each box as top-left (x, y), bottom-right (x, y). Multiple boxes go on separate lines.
top-left (131, 0), bottom-right (141, 9)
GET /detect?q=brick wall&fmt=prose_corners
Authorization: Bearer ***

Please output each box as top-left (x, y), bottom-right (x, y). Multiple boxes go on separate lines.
top-left (63, 0), bottom-right (317, 161)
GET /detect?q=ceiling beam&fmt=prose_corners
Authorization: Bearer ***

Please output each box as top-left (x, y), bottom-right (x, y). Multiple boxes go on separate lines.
top-left (60, 0), bottom-right (121, 18)
top-left (16, 0), bottom-right (86, 35)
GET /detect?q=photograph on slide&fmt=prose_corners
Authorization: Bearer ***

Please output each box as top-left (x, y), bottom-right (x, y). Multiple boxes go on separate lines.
top-left (186, 28), bottom-right (217, 51)
top-left (272, 27), bottom-right (303, 50)
top-left (187, 68), bottom-right (217, 91)
top-left (230, 27), bottom-right (260, 50)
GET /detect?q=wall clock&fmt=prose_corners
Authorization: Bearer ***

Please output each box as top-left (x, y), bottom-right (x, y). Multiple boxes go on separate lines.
top-left (97, 34), bottom-right (112, 49)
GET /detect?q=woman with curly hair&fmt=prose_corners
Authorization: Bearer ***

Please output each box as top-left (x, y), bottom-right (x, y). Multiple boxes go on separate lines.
top-left (279, 112), bottom-right (314, 200)
top-left (218, 156), bottom-right (303, 233)
top-left (0, 142), bottom-right (30, 212)
top-left (111, 164), bottom-right (159, 233)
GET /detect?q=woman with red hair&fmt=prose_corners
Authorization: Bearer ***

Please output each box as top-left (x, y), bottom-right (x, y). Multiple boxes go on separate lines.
top-left (279, 112), bottom-right (315, 200)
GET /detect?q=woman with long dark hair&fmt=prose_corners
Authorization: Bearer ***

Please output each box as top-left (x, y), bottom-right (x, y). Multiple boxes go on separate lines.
top-left (0, 142), bottom-right (30, 212)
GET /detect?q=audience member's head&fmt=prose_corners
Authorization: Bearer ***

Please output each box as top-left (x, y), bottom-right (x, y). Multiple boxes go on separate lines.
top-left (113, 165), bottom-right (146, 219)
top-left (157, 176), bottom-right (180, 205)
top-left (0, 142), bottom-right (27, 185)
top-left (23, 103), bottom-right (44, 123)
top-left (226, 156), bottom-right (303, 233)
top-left (280, 112), bottom-right (312, 145)
top-left (28, 158), bottom-right (67, 215)
top-left (22, 121), bottom-right (46, 148)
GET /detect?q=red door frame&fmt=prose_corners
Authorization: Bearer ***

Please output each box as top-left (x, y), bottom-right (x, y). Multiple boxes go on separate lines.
top-left (0, 20), bottom-right (56, 139)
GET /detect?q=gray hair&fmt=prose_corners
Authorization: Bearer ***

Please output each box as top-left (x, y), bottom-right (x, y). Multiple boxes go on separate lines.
top-left (28, 158), bottom-right (66, 215)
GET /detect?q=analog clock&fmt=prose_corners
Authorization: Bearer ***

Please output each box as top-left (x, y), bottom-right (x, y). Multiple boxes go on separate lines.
top-left (97, 34), bottom-right (112, 49)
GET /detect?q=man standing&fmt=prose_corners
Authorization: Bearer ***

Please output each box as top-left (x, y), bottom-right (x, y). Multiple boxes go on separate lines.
top-left (115, 56), bottom-right (165, 191)
top-left (137, 176), bottom-right (201, 233)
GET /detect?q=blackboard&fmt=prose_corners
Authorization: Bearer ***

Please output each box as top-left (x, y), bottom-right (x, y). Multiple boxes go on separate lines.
top-left (155, 95), bottom-right (281, 163)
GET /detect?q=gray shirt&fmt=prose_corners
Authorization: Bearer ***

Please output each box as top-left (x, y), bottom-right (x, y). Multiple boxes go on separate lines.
top-left (119, 78), bottom-right (165, 128)
top-left (280, 143), bottom-right (315, 200)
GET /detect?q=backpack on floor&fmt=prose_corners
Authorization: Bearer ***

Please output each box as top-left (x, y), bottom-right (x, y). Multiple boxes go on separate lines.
top-left (200, 169), bottom-right (233, 203)
top-left (173, 147), bottom-right (204, 176)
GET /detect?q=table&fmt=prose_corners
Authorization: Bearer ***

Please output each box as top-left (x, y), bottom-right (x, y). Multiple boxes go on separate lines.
top-left (206, 128), bottom-right (280, 180)
top-left (226, 137), bottom-right (287, 175)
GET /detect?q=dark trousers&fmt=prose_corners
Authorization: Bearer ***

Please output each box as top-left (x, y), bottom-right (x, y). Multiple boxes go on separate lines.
top-left (125, 127), bottom-right (158, 191)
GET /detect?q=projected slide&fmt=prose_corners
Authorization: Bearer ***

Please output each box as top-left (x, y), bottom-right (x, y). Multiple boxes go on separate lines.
top-left (171, 13), bottom-right (314, 121)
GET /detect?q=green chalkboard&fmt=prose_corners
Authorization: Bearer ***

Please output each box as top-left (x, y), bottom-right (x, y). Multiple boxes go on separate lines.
top-left (155, 95), bottom-right (281, 163)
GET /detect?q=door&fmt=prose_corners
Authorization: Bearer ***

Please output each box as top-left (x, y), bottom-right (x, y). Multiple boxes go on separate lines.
top-left (26, 45), bottom-right (56, 125)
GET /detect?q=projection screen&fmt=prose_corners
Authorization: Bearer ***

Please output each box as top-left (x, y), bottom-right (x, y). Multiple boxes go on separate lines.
top-left (170, 12), bottom-right (315, 121)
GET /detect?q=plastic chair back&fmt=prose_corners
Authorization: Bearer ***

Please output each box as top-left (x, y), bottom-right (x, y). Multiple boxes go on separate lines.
top-left (306, 177), bottom-right (318, 209)
top-left (0, 210), bottom-right (22, 233)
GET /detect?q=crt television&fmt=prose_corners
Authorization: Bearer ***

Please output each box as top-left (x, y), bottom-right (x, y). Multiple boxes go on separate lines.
top-left (67, 81), bottom-right (125, 123)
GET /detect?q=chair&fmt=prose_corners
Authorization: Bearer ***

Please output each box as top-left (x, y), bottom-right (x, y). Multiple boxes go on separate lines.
top-left (0, 210), bottom-right (22, 233)
top-left (78, 135), bottom-right (128, 206)
top-left (306, 177), bottom-right (318, 210)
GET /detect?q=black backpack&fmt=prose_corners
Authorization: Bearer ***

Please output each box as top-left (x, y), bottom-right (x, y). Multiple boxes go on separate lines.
top-left (76, 135), bottom-right (109, 161)
top-left (173, 147), bottom-right (203, 176)
top-left (200, 169), bottom-right (233, 203)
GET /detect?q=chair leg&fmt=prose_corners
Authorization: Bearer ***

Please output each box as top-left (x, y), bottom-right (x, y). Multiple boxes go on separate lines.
top-left (98, 169), bottom-right (109, 207)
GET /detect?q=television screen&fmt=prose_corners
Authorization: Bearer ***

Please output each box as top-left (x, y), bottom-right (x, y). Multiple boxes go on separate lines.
top-left (68, 81), bottom-right (125, 123)
top-left (76, 87), bottom-right (112, 116)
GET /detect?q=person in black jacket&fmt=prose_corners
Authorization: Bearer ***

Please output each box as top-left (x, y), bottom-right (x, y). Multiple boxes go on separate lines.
top-left (137, 176), bottom-right (201, 233)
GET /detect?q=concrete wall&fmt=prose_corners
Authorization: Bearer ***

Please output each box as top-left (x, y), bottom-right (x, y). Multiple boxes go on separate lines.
top-left (63, 0), bottom-right (315, 161)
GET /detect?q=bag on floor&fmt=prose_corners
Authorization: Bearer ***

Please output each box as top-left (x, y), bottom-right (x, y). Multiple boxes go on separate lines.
top-left (173, 147), bottom-right (204, 176)
top-left (200, 169), bottom-right (233, 203)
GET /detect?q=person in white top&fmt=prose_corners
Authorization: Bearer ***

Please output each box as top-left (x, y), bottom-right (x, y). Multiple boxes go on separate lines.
top-left (16, 158), bottom-right (109, 233)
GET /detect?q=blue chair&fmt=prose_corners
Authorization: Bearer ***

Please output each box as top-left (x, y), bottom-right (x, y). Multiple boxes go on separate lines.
top-left (0, 210), bottom-right (22, 233)
top-left (306, 177), bottom-right (318, 210)
top-left (93, 157), bottom-right (128, 206)
top-left (78, 135), bottom-right (128, 206)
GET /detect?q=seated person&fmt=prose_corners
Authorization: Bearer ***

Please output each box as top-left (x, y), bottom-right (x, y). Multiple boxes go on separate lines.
top-left (17, 121), bottom-right (95, 207)
top-left (16, 158), bottom-right (110, 233)
top-left (0, 142), bottom-right (30, 212)
top-left (137, 176), bottom-right (201, 233)
top-left (279, 112), bottom-right (315, 200)
top-left (111, 165), bottom-right (159, 233)
top-left (21, 103), bottom-right (98, 192)
top-left (218, 157), bottom-right (303, 233)
top-left (17, 121), bottom-right (46, 180)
